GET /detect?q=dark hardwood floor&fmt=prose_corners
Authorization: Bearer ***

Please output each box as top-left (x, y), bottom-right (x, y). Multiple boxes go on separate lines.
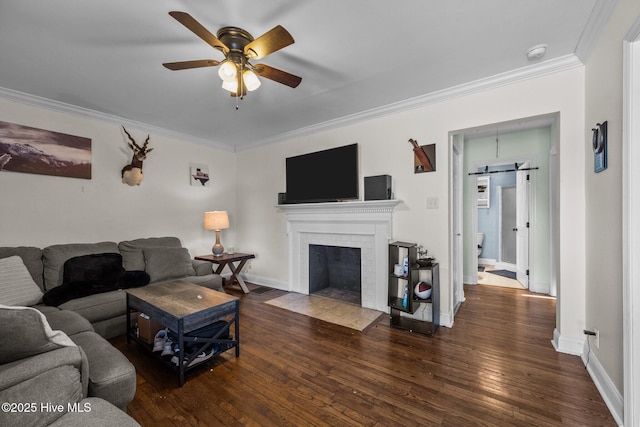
top-left (110, 284), bottom-right (615, 426)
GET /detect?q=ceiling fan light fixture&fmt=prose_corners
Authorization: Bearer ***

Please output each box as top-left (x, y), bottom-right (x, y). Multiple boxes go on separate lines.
top-left (218, 60), bottom-right (238, 82)
top-left (243, 69), bottom-right (261, 91)
top-left (221, 78), bottom-right (238, 93)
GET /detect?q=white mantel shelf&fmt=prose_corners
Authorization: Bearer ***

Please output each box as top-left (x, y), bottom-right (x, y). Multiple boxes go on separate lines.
top-left (276, 199), bottom-right (403, 214)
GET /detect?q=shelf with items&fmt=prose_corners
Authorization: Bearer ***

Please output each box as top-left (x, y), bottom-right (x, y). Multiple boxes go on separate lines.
top-left (387, 241), bottom-right (419, 314)
top-left (477, 176), bottom-right (490, 208)
top-left (387, 239), bottom-right (440, 336)
top-left (395, 262), bottom-right (439, 336)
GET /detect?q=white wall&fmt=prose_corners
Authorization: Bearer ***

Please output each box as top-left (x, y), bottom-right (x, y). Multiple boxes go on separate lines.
top-left (0, 97), bottom-right (237, 257)
top-left (236, 68), bottom-right (586, 339)
top-left (584, 0), bottom-right (640, 400)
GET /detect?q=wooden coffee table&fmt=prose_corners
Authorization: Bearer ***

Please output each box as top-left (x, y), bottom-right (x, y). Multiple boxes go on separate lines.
top-left (125, 280), bottom-right (239, 386)
top-left (195, 252), bottom-right (255, 294)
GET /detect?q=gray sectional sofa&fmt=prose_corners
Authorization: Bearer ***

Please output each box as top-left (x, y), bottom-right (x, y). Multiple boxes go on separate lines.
top-left (3, 236), bottom-right (223, 338)
top-left (0, 236), bottom-right (224, 426)
top-left (0, 305), bottom-right (141, 426)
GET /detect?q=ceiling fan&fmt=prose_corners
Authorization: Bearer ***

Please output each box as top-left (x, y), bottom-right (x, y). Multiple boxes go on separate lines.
top-left (162, 11), bottom-right (302, 98)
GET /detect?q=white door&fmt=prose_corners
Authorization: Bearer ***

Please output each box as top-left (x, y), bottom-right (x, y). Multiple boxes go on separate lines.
top-left (452, 142), bottom-right (464, 312)
top-left (516, 162), bottom-right (530, 287)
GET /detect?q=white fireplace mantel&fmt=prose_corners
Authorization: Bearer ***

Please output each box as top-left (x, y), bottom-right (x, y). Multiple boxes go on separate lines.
top-left (279, 200), bottom-right (402, 312)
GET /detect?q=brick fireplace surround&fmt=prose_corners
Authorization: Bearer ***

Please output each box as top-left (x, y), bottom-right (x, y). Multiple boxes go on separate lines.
top-left (279, 200), bottom-right (401, 312)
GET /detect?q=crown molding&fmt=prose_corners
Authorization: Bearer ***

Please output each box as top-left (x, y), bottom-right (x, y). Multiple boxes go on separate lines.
top-left (0, 87), bottom-right (236, 152)
top-left (239, 54), bottom-right (584, 151)
top-left (574, 0), bottom-right (619, 63)
top-left (1, 53), bottom-right (583, 154)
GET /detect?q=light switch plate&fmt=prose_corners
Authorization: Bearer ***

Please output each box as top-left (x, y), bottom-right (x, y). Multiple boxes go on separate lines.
top-left (427, 197), bottom-right (439, 209)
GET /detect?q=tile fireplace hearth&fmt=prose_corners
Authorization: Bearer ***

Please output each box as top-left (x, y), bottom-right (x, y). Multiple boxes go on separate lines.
top-left (278, 200), bottom-right (401, 312)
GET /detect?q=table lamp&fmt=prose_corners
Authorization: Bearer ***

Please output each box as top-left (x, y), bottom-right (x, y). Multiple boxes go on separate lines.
top-left (204, 211), bottom-right (229, 256)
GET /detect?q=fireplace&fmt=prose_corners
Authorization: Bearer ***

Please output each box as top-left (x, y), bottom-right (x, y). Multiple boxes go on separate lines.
top-left (309, 244), bottom-right (361, 305)
top-left (279, 199), bottom-right (401, 312)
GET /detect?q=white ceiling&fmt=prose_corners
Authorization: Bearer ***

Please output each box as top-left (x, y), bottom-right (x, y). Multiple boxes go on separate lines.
top-left (0, 1), bottom-right (613, 151)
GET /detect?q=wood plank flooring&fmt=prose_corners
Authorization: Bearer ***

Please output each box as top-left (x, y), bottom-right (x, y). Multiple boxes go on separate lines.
top-left (110, 284), bottom-right (615, 426)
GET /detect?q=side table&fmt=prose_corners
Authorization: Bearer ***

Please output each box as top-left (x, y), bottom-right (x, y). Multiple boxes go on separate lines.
top-left (195, 252), bottom-right (255, 294)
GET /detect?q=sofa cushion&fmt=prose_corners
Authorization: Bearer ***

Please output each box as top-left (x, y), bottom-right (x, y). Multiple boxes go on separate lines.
top-left (0, 364), bottom-right (83, 427)
top-left (43, 309), bottom-right (94, 336)
top-left (119, 236), bottom-right (183, 271)
top-left (58, 290), bottom-right (127, 324)
top-left (0, 305), bottom-right (76, 364)
top-left (0, 255), bottom-right (44, 306)
top-left (143, 247), bottom-right (196, 282)
top-left (43, 242), bottom-right (119, 291)
top-left (183, 274), bottom-right (224, 292)
top-left (0, 246), bottom-right (44, 290)
top-left (71, 331), bottom-right (136, 411)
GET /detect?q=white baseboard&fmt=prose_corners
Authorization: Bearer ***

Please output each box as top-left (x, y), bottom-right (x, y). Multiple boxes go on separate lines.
top-left (439, 311), bottom-right (454, 328)
top-left (530, 282), bottom-right (551, 294)
top-left (478, 258), bottom-right (496, 266)
top-left (581, 340), bottom-right (624, 426)
top-left (241, 274), bottom-right (288, 291)
top-left (495, 261), bottom-right (516, 271)
top-left (464, 275), bottom-right (478, 284)
top-left (551, 328), bottom-right (584, 355)
top-left (552, 330), bottom-right (622, 424)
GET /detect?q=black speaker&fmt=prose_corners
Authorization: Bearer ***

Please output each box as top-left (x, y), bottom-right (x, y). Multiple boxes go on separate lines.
top-left (278, 192), bottom-right (287, 204)
top-left (364, 175), bottom-right (392, 200)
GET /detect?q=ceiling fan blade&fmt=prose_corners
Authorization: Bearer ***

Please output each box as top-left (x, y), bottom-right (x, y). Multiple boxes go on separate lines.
top-left (244, 25), bottom-right (294, 60)
top-left (253, 64), bottom-right (302, 88)
top-left (163, 59), bottom-right (220, 70)
top-left (169, 11), bottom-right (229, 54)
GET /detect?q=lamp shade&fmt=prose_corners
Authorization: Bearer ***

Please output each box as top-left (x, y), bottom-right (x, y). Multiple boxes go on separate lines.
top-left (221, 79), bottom-right (238, 93)
top-left (204, 211), bottom-right (229, 230)
top-left (218, 60), bottom-right (237, 82)
top-left (243, 69), bottom-right (261, 91)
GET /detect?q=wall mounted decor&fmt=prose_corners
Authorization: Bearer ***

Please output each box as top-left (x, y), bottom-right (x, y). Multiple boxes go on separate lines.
top-left (408, 139), bottom-right (435, 173)
top-left (190, 164), bottom-right (210, 186)
top-left (121, 126), bottom-right (153, 186)
top-left (0, 120), bottom-right (91, 179)
top-left (592, 121), bottom-right (608, 173)
top-left (476, 176), bottom-right (490, 208)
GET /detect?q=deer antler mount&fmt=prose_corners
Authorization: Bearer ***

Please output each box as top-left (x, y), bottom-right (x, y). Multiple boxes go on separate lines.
top-left (121, 126), bottom-right (154, 186)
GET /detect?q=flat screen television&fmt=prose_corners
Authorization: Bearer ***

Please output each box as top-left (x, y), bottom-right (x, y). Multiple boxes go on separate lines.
top-left (285, 143), bottom-right (359, 204)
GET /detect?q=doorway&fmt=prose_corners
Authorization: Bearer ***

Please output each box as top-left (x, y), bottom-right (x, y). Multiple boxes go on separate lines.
top-left (474, 162), bottom-right (530, 290)
top-left (449, 114), bottom-right (557, 320)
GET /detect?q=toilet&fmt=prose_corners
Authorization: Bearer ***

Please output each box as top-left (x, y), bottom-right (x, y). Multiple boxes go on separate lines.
top-left (477, 233), bottom-right (484, 257)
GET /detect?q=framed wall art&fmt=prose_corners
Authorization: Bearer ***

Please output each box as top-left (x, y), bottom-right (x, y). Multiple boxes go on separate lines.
top-left (190, 163), bottom-right (210, 186)
top-left (0, 120), bottom-right (91, 179)
top-left (413, 143), bottom-right (436, 173)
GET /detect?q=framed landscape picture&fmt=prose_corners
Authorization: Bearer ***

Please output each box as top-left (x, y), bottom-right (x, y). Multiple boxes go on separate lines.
top-left (0, 120), bottom-right (91, 179)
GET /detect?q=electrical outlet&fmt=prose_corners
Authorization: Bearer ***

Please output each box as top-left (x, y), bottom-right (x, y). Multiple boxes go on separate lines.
top-left (594, 328), bottom-right (600, 349)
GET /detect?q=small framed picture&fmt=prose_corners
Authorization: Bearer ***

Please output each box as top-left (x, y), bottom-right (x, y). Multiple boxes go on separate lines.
top-left (414, 143), bottom-right (436, 173)
top-left (190, 164), bottom-right (210, 186)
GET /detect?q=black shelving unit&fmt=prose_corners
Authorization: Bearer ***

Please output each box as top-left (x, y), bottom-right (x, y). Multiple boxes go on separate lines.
top-left (388, 241), bottom-right (439, 336)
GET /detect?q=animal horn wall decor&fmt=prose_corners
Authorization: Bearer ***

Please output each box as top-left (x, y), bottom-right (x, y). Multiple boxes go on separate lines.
top-left (121, 126), bottom-right (154, 186)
